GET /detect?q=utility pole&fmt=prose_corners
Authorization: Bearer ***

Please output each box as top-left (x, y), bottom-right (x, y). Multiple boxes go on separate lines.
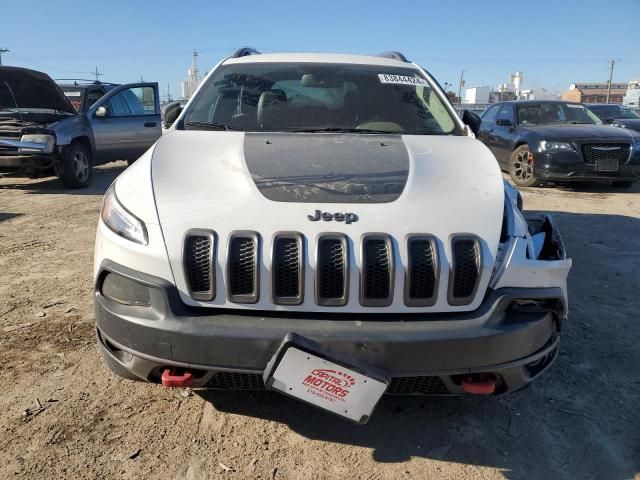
top-left (167, 82), bottom-right (172, 102)
top-left (458, 70), bottom-right (465, 106)
top-left (0, 48), bottom-right (9, 66)
top-left (606, 59), bottom-right (620, 104)
top-left (92, 66), bottom-right (103, 81)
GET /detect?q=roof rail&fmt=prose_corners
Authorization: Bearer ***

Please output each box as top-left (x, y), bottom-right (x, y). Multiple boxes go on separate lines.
top-left (231, 47), bottom-right (261, 58)
top-left (54, 78), bottom-right (119, 86)
top-left (376, 51), bottom-right (410, 63)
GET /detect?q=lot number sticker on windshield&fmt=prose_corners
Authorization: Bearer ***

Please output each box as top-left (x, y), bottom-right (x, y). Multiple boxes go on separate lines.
top-left (378, 74), bottom-right (429, 86)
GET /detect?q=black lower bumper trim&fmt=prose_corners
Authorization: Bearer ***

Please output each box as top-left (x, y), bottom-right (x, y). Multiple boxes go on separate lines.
top-left (94, 260), bottom-right (564, 394)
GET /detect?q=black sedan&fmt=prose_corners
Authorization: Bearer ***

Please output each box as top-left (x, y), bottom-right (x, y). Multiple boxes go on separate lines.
top-left (476, 100), bottom-right (640, 187)
top-left (586, 103), bottom-right (640, 133)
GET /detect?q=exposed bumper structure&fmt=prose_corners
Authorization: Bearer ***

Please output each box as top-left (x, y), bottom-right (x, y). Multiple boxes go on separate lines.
top-left (95, 260), bottom-right (564, 395)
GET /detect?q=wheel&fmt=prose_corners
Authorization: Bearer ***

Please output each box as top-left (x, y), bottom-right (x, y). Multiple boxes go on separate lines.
top-left (56, 142), bottom-right (92, 188)
top-left (509, 145), bottom-right (540, 187)
top-left (612, 181), bottom-right (633, 189)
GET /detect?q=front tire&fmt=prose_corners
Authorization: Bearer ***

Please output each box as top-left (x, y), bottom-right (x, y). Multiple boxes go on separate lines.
top-left (509, 145), bottom-right (540, 187)
top-left (56, 142), bottom-right (93, 189)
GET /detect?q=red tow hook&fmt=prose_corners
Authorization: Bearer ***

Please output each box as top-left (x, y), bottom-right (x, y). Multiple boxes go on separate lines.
top-left (161, 368), bottom-right (193, 388)
top-left (462, 373), bottom-right (496, 394)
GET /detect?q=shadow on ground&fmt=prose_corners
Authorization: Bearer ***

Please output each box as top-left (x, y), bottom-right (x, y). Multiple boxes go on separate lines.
top-left (0, 163), bottom-right (125, 196)
top-left (199, 210), bottom-right (640, 480)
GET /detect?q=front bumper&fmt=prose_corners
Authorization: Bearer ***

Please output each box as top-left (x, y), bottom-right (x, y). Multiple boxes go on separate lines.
top-left (535, 151), bottom-right (640, 182)
top-left (95, 261), bottom-right (564, 395)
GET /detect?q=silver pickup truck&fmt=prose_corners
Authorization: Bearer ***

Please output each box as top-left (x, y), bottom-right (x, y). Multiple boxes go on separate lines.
top-left (0, 66), bottom-right (161, 188)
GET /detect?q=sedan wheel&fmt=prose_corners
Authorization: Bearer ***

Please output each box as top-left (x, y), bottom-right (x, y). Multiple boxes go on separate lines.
top-left (509, 145), bottom-right (540, 187)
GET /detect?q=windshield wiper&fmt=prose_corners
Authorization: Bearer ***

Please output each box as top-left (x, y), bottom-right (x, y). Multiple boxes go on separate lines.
top-left (184, 121), bottom-right (241, 131)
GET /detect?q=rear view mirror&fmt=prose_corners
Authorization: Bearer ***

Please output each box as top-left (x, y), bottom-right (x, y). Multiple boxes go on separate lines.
top-left (462, 110), bottom-right (482, 135)
top-left (162, 101), bottom-right (183, 129)
top-left (496, 118), bottom-right (513, 127)
top-left (95, 106), bottom-right (108, 118)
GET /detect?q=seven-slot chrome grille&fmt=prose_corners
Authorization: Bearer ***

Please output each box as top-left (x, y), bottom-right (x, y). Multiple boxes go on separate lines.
top-left (183, 232), bottom-right (483, 308)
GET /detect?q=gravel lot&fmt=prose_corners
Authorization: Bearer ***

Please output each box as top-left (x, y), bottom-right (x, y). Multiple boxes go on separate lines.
top-left (1, 162), bottom-right (639, 480)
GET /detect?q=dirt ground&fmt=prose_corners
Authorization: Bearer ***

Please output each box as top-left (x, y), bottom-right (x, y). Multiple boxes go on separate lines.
top-left (0, 162), bottom-right (638, 480)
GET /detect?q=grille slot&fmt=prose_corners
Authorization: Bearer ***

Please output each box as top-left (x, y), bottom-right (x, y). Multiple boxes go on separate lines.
top-left (205, 372), bottom-right (266, 390)
top-left (227, 233), bottom-right (259, 303)
top-left (316, 235), bottom-right (348, 306)
top-left (361, 236), bottom-right (393, 307)
top-left (183, 231), bottom-right (215, 301)
top-left (272, 233), bottom-right (304, 305)
top-left (581, 143), bottom-right (630, 166)
top-left (405, 236), bottom-right (438, 307)
top-left (449, 236), bottom-right (482, 306)
top-left (387, 376), bottom-right (449, 395)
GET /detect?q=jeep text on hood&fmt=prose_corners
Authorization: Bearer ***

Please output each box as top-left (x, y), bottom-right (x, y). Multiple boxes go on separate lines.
top-left (94, 51), bottom-right (571, 405)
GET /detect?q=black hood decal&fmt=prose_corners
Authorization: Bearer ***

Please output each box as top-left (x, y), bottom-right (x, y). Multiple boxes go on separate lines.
top-left (0, 66), bottom-right (76, 114)
top-left (244, 133), bottom-right (409, 203)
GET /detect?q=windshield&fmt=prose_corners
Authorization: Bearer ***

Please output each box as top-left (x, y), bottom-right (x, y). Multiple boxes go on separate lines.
top-left (589, 104), bottom-right (640, 120)
top-left (517, 102), bottom-right (602, 126)
top-left (181, 63), bottom-right (460, 135)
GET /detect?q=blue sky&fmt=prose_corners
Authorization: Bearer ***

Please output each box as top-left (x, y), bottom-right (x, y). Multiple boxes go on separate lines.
top-left (2, 0), bottom-right (639, 100)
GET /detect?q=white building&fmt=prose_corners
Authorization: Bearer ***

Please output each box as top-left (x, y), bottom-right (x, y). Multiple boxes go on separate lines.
top-left (181, 51), bottom-right (201, 100)
top-left (520, 88), bottom-right (557, 101)
top-left (623, 80), bottom-right (640, 109)
top-left (464, 86), bottom-right (490, 104)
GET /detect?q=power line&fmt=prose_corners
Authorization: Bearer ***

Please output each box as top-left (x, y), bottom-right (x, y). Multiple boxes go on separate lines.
top-left (92, 66), bottom-right (103, 81)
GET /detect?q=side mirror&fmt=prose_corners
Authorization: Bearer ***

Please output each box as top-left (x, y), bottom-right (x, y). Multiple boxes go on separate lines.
top-left (95, 106), bottom-right (108, 118)
top-left (162, 101), bottom-right (183, 129)
top-left (496, 118), bottom-right (514, 127)
top-left (603, 117), bottom-right (615, 124)
top-left (462, 110), bottom-right (482, 135)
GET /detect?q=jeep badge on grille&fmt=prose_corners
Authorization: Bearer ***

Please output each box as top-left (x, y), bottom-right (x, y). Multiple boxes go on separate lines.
top-left (308, 210), bottom-right (358, 224)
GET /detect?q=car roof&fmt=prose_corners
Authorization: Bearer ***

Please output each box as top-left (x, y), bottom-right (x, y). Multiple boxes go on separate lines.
top-left (584, 103), bottom-right (623, 107)
top-left (223, 52), bottom-right (418, 68)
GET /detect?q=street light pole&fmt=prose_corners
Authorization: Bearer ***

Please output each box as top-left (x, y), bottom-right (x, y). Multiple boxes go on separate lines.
top-left (458, 70), bottom-right (465, 106)
top-left (0, 48), bottom-right (9, 66)
top-left (606, 59), bottom-right (620, 104)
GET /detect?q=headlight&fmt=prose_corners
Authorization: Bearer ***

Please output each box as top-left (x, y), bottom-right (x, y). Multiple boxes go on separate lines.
top-left (101, 184), bottom-right (148, 245)
top-left (19, 133), bottom-right (55, 154)
top-left (539, 141), bottom-right (574, 152)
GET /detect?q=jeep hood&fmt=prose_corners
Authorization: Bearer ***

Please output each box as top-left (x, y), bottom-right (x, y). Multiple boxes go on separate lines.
top-left (0, 66), bottom-right (76, 114)
top-left (149, 132), bottom-right (504, 312)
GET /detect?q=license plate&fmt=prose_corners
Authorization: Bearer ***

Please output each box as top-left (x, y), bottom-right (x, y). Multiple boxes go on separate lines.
top-left (264, 334), bottom-right (389, 424)
top-left (596, 158), bottom-right (619, 172)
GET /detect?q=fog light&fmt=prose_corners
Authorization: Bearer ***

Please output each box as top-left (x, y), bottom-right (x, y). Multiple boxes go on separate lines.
top-left (101, 272), bottom-right (151, 306)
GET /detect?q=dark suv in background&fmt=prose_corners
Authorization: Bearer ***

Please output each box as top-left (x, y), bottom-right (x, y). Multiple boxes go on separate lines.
top-left (586, 104), bottom-right (640, 133)
top-left (477, 100), bottom-right (640, 187)
top-left (57, 79), bottom-right (119, 114)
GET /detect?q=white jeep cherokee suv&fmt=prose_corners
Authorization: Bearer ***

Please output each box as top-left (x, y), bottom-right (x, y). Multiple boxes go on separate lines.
top-left (94, 49), bottom-right (571, 422)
